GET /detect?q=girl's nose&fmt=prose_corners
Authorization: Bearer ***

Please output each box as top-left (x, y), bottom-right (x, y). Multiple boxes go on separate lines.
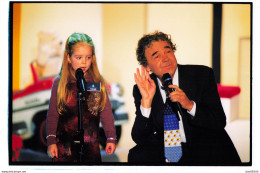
top-left (82, 57), bottom-right (86, 64)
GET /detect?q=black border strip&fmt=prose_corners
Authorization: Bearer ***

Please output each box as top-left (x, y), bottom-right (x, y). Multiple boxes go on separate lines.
top-left (212, 3), bottom-right (222, 83)
top-left (9, 0), bottom-right (14, 165)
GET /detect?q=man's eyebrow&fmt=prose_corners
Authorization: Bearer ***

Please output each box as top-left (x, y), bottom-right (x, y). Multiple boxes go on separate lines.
top-left (151, 46), bottom-right (171, 57)
top-left (151, 51), bottom-right (158, 57)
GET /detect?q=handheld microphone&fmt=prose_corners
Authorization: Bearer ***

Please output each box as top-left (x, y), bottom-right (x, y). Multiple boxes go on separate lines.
top-left (162, 73), bottom-right (183, 120)
top-left (162, 73), bottom-right (175, 93)
top-left (75, 68), bottom-right (86, 93)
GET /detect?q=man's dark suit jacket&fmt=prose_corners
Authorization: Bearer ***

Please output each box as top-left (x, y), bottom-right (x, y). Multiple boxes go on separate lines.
top-left (128, 65), bottom-right (241, 165)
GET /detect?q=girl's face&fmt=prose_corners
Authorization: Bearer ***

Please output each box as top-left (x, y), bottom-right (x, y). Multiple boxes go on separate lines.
top-left (67, 43), bottom-right (93, 73)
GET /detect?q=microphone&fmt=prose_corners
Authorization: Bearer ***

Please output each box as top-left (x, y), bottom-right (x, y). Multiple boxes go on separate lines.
top-left (162, 73), bottom-right (183, 121)
top-left (75, 68), bottom-right (86, 93)
top-left (162, 73), bottom-right (175, 93)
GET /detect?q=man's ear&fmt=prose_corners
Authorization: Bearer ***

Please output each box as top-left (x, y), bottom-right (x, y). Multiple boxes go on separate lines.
top-left (143, 65), bottom-right (151, 73)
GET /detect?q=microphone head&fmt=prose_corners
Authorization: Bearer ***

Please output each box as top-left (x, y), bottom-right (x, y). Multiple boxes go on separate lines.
top-left (162, 73), bottom-right (175, 92)
top-left (162, 73), bottom-right (172, 85)
top-left (75, 68), bottom-right (84, 80)
top-left (75, 68), bottom-right (86, 93)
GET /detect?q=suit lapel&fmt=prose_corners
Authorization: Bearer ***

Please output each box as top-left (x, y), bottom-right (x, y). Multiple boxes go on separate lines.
top-left (150, 74), bottom-right (164, 131)
top-left (178, 65), bottom-right (191, 143)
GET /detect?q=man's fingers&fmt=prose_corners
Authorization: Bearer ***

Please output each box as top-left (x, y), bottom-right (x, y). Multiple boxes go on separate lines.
top-left (141, 66), bottom-right (146, 81)
top-left (148, 75), bottom-right (155, 86)
top-left (134, 73), bottom-right (137, 83)
top-left (136, 68), bottom-right (143, 82)
top-left (135, 68), bottom-right (141, 84)
top-left (145, 68), bottom-right (149, 80)
top-left (168, 85), bottom-right (183, 93)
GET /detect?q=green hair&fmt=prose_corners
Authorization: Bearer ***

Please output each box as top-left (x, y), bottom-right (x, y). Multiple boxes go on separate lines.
top-left (65, 33), bottom-right (95, 56)
top-left (59, 33), bottom-right (95, 76)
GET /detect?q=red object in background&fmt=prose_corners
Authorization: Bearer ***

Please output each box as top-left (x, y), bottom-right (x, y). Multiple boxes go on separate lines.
top-left (217, 84), bottom-right (241, 98)
top-left (13, 63), bottom-right (55, 100)
top-left (105, 81), bottom-right (112, 95)
top-left (12, 135), bottom-right (23, 161)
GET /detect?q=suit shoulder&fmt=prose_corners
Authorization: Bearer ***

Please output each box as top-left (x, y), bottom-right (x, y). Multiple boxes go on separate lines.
top-left (133, 84), bottom-right (140, 93)
top-left (133, 84), bottom-right (138, 90)
top-left (133, 84), bottom-right (142, 99)
top-left (179, 64), bottom-right (212, 73)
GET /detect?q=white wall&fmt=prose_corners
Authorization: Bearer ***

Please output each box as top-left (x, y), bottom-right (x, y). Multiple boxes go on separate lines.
top-left (147, 4), bottom-right (213, 67)
top-left (20, 3), bottom-right (103, 88)
top-left (102, 4), bottom-right (146, 149)
top-left (221, 4), bottom-right (251, 86)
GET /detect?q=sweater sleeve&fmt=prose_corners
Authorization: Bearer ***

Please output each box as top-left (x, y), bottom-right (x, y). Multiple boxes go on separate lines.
top-left (99, 93), bottom-right (117, 144)
top-left (46, 77), bottom-right (60, 146)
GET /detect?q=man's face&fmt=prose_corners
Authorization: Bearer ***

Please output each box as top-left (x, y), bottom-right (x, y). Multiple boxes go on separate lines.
top-left (144, 40), bottom-right (177, 80)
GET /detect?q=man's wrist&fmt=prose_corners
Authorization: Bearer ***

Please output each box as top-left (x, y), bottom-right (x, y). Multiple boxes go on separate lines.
top-left (187, 101), bottom-right (196, 116)
top-left (141, 98), bottom-right (152, 108)
top-left (187, 100), bottom-right (194, 112)
top-left (140, 105), bottom-right (151, 118)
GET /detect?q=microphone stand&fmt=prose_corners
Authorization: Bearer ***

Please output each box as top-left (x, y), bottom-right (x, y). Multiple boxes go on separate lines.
top-left (76, 91), bottom-right (85, 163)
top-left (75, 68), bottom-right (86, 162)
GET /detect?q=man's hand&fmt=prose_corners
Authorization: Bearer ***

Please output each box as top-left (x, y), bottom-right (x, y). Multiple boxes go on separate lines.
top-left (105, 143), bottom-right (116, 155)
top-left (134, 66), bottom-right (156, 108)
top-left (47, 144), bottom-right (58, 158)
top-left (168, 85), bottom-right (194, 111)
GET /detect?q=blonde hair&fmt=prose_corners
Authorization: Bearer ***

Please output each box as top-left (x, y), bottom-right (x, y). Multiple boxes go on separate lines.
top-left (57, 33), bottom-right (107, 115)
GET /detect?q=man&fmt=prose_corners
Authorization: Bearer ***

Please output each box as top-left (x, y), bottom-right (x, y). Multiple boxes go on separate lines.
top-left (128, 31), bottom-right (241, 165)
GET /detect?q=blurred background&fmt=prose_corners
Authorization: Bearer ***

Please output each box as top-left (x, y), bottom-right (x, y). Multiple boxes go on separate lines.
top-left (11, 2), bottom-right (251, 163)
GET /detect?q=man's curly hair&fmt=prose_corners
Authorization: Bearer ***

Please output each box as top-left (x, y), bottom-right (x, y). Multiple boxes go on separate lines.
top-left (136, 31), bottom-right (176, 66)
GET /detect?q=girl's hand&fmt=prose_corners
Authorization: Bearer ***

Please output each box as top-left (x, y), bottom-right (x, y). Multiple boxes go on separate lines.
top-left (105, 142), bottom-right (116, 155)
top-left (134, 66), bottom-right (156, 108)
top-left (47, 144), bottom-right (58, 158)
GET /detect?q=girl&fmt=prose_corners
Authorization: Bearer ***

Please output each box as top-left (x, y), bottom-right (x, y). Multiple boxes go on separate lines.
top-left (46, 33), bottom-right (116, 162)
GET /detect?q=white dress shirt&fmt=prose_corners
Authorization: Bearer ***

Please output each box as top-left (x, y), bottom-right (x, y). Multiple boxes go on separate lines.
top-left (140, 68), bottom-right (196, 143)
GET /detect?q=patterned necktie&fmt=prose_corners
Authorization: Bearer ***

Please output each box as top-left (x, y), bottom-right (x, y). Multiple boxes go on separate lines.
top-left (163, 98), bottom-right (183, 162)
